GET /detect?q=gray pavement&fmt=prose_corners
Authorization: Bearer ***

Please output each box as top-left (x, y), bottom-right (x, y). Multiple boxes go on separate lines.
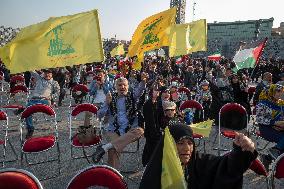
top-left (1, 91), bottom-right (284, 189)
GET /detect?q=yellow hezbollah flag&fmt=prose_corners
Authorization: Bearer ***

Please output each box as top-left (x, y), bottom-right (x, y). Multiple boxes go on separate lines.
top-left (128, 7), bottom-right (176, 58)
top-left (132, 52), bottom-right (144, 70)
top-left (0, 10), bottom-right (104, 74)
top-left (189, 119), bottom-right (214, 137)
top-left (169, 19), bottom-right (207, 57)
top-left (110, 44), bottom-right (125, 57)
top-left (161, 127), bottom-right (187, 189)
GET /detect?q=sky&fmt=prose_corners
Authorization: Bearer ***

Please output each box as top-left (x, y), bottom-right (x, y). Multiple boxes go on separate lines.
top-left (0, 0), bottom-right (282, 40)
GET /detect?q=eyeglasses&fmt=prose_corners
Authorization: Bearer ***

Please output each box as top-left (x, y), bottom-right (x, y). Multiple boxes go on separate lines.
top-left (165, 109), bottom-right (175, 112)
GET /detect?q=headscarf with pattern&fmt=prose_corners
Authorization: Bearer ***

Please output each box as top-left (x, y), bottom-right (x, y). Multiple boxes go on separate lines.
top-left (258, 84), bottom-right (284, 120)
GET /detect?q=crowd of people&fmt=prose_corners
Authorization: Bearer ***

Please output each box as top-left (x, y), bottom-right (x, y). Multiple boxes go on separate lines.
top-left (1, 54), bottom-right (284, 188)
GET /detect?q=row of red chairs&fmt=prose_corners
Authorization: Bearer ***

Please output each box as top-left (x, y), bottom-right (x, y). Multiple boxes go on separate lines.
top-left (0, 165), bottom-right (127, 189)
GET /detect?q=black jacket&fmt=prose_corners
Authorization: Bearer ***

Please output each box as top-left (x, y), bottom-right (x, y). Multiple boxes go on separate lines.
top-left (185, 144), bottom-right (257, 189)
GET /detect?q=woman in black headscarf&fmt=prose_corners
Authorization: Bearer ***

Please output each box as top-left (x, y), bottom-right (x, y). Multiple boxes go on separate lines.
top-left (140, 123), bottom-right (257, 189)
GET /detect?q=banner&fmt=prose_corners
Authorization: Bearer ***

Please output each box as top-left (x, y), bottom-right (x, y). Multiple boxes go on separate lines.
top-left (110, 44), bottom-right (125, 57)
top-left (189, 119), bottom-right (214, 137)
top-left (128, 7), bottom-right (176, 58)
top-left (0, 10), bottom-right (104, 74)
top-left (169, 19), bottom-right (207, 57)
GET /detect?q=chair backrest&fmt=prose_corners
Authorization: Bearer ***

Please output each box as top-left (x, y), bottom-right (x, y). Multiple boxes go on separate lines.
top-left (21, 104), bottom-right (55, 119)
top-left (10, 85), bottom-right (28, 94)
top-left (178, 87), bottom-right (191, 95)
top-left (272, 153), bottom-right (284, 179)
top-left (219, 103), bottom-right (247, 130)
top-left (0, 111), bottom-right (7, 121)
top-left (10, 75), bottom-right (25, 84)
top-left (248, 86), bottom-right (256, 95)
top-left (180, 100), bottom-right (203, 111)
top-left (67, 165), bottom-right (128, 189)
top-left (72, 84), bottom-right (89, 93)
top-left (71, 103), bottom-right (98, 117)
top-left (0, 168), bottom-right (43, 189)
top-left (249, 158), bottom-right (268, 177)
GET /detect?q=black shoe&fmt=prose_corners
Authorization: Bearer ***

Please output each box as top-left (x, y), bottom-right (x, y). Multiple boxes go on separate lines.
top-left (25, 128), bottom-right (34, 139)
top-left (92, 145), bottom-right (105, 163)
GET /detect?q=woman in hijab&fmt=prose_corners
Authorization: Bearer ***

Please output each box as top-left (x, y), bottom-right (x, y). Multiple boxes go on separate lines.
top-left (256, 84), bottom-right (284, 159)
top-left (140, 123), bottom-right (257, 189)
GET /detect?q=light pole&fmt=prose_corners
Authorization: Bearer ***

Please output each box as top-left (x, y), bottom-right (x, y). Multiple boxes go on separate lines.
top-left (254, 19), bottom-right (262, 41)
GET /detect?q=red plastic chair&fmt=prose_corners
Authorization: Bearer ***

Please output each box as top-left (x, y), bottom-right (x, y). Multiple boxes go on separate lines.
top-left (249, 158), bottom-right (270, 189)
top-left (217, 103), bottom-right (248, 155)
top-left (69, 103), bottom-right (102, 160)
top-left (0, 111), bottom-right (17, 167)
top-left (10, 75), bottom-right (25, 84)
top-left (180, 100), bottom-right (206, 152)
top-left (0, 168), bottom-right (43, 189)
top-left (66, 165), bottom-right (128, 189)
top-left (20, 104), bottom-right (60, 180)
top-left (171, 77), bottom-right (183, 84)
top-left (70, 84), bottom-right (89, 107)
top-left (270, 153), bottom-right (284, 189)
top-left (7, 85), bottom-right (29, 104)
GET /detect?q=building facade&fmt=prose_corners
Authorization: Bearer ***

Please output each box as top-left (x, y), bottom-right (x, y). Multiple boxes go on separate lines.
top-left (206, 18), bottom-right (275, 58)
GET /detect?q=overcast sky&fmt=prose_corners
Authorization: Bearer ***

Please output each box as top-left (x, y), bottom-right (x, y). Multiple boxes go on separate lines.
top-left (0, 0), bottom-right (282, 40)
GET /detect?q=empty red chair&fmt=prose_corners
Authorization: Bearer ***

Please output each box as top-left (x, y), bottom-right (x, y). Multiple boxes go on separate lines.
top-left (0, 168), bottom-right (43, 189)
top-left (20, 104), bottom-right (60, 180)
top-left (67, 165), bottom-right (127, 189)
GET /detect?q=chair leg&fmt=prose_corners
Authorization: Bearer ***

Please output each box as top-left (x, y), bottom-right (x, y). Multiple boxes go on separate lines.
top-left (8, 139), bottom-right (18, 160)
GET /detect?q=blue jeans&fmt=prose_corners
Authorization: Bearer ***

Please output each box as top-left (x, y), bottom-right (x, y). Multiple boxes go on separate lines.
top-left (259, 124), bottom-right (284, 150)
top-left (25, 99), bottom-right (49, 130)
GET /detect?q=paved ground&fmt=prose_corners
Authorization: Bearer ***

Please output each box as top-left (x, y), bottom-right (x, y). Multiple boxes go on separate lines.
top-left (1, 89), bottom-right (284, 189)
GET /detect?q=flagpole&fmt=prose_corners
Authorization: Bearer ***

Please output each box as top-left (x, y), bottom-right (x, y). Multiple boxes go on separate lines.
top-left (249, 37), bottom-right (268, 79)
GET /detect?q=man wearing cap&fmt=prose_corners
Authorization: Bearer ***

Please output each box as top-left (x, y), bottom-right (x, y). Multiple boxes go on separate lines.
top-left (25, 69), bottom-right (60, 138)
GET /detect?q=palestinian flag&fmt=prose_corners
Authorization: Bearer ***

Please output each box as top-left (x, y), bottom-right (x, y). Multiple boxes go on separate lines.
top-left (139, 127), bottom-right (187, 189)
top-left (208, 52), bottom-right (222, 61)
top-left (233, 38), bottom-right (267, 72)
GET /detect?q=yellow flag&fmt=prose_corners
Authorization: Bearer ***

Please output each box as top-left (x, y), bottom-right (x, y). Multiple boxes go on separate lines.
top-left (0, 10), bottom-right (104, 74)
top-left (132, 52), bottom-right (144, 70)
top-left (161, 127), bottom-right (187, 189)
top-left (110, 44), bottom-right (125, 57)
top-left (190, 119), bottom-right (214, 137)
top-left (128, 7), bottom-right (176, 57)
top-left (169, 19), bottom-right (207, 57)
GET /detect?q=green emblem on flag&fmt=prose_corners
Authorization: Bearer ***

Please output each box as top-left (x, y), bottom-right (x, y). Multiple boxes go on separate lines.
top-left (142, 17), bottom-right (162, 45)
top-left (46, 24), bottom-right (75, 57)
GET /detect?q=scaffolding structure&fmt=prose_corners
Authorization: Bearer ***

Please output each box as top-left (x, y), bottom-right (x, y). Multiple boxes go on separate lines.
top-left (170, 0), bottom-right (186, 24)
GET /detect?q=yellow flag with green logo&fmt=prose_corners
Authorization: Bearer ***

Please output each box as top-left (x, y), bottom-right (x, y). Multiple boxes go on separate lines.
top-left (110, 44), bottom-right (125, 57)
top-left (190, 119), bottom-right (214, 137)
top-left (0, 10), bottom-right (104, 74)
top-left (169, 19), bottom-right (207, 57)
top-left (132, 53), bottom-right (144, 70)
top-left (161, 127), bottom-right (187, 189)
top-left (128, 7), bottom-right (176, 58)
